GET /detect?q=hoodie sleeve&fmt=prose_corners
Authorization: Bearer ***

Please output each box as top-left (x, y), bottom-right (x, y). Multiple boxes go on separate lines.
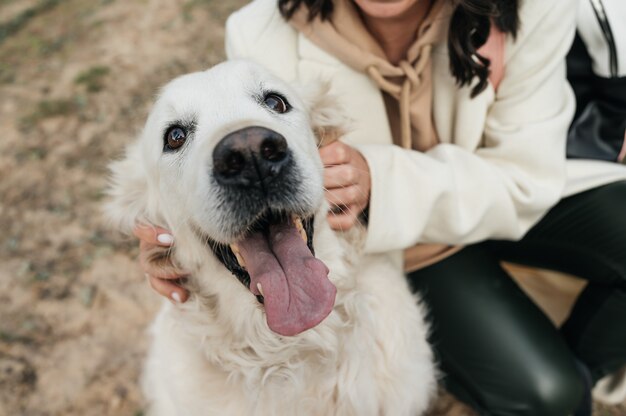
top-left (353, 0), bottom-right (577, 253)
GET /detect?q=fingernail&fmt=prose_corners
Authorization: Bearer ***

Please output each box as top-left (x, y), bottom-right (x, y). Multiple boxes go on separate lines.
top-left (171, 292), bottom-right (182, 303)
top-left (157, 233), bottom-right (174, 245)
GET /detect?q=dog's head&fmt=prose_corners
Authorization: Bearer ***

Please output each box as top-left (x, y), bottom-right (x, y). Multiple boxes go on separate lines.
top-left (106, 60), bottom-right (347, 336)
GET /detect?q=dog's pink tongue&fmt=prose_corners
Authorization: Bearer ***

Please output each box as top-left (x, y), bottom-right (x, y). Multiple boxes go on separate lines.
top-left (237, 223), bottom-right (336, 336)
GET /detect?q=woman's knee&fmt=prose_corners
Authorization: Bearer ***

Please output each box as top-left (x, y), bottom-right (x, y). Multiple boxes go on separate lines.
top-left (504, 364), bottom-right (585, 416)
top-left (524, 376), bottom-right (583, 415)
top-left (445, 357), bottom-right (586, 416)
top-left (457, 355), bottom-right (586, 416)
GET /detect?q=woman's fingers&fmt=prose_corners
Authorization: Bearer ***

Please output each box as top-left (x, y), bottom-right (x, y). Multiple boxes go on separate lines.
top-left (319, 141), bottom-right (371, 231)
top-left (138, 239), bottom-right (190, 303)
top-left (319, 141), bottom-right (352, 166)
top-left (139, 240), bottom-right (189, 279)
top-left (327, 205), bottom-right (362, 231)
top-left (133, 224), bottom-right (174, 247)
top-left (323, 164), bottom-right (359, 188)
top-left (147, 274), bottom-right (189, 303)
top-left (135, 224), bottom-right (188, 302)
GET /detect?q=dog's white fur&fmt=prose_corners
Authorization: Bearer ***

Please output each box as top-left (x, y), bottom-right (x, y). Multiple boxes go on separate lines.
top-left (106, 60), bottom-right (436, 415)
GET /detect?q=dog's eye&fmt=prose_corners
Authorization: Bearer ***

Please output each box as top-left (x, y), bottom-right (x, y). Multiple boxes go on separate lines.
top-left (263, 93), bottom-right (289, 114)
top-left (164, 126), bottom-right (187, 151)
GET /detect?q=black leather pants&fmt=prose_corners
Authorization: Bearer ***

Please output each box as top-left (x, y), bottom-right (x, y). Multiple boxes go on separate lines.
top-left (408, 181), bottom-right (626, 416)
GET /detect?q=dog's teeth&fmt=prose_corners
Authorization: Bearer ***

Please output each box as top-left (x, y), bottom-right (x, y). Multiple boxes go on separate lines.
top-left (292, 216), bottom-right (307, 243)
top-left (235, 252), bottom-right (246, 269)
top-left (292, 215), bottom-right (301, 228)
top-left (256, 283), bottom-right (264, 297)
top-left (230, 244), bottom-right (246, 269)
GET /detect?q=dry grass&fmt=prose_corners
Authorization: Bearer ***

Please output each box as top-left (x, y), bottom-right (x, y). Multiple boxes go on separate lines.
top-left (0, 0), bottom-right (244, 414)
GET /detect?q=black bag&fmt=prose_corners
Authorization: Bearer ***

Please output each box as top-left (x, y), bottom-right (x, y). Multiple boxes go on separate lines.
top-left (567, 28), bottom-right (626, 162)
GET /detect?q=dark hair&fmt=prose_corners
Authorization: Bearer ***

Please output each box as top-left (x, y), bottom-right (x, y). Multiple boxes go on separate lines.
top-left (278, 0), bottom-right (520, 97)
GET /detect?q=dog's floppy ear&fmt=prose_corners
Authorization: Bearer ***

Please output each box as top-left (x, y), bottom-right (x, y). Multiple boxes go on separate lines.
top-left (104, 142), bottom-right (151, 234)
top-left (297, 82), bottom-right (351, 147)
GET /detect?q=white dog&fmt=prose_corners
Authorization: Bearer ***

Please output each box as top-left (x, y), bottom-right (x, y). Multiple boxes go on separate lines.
top-left (106, 60), bottom-right (436, 416)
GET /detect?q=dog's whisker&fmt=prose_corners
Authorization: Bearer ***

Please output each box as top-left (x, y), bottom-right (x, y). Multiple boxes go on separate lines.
top-left (325, 183), bottom-right (370, 201)
top-left (323, 187), bottom-right (366, 208)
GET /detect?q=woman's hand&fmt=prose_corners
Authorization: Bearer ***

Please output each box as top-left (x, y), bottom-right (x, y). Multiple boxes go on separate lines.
top-left (319, 141), bottom-right (371, 230)
top-left (133, 224), bottom-right (190, 303)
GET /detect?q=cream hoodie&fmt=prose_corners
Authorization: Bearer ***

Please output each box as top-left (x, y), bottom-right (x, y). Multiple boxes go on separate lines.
top-left (225, 0), bottom-right (626, 266)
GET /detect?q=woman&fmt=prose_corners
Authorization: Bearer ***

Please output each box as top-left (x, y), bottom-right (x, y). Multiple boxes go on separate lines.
top-left (135, 0), bottom-right (626, 414)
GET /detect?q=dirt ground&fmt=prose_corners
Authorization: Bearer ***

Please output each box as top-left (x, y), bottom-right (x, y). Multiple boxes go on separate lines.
top-left (0, 1), bottom-right (624, 415)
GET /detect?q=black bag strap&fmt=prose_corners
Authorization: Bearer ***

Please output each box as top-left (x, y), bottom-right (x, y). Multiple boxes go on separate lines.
top-left (589, 0), bottom-right (619, 78)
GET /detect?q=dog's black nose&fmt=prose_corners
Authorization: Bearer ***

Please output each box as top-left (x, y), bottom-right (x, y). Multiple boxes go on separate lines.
top-left (213, 126), bottom-right (290, 187)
